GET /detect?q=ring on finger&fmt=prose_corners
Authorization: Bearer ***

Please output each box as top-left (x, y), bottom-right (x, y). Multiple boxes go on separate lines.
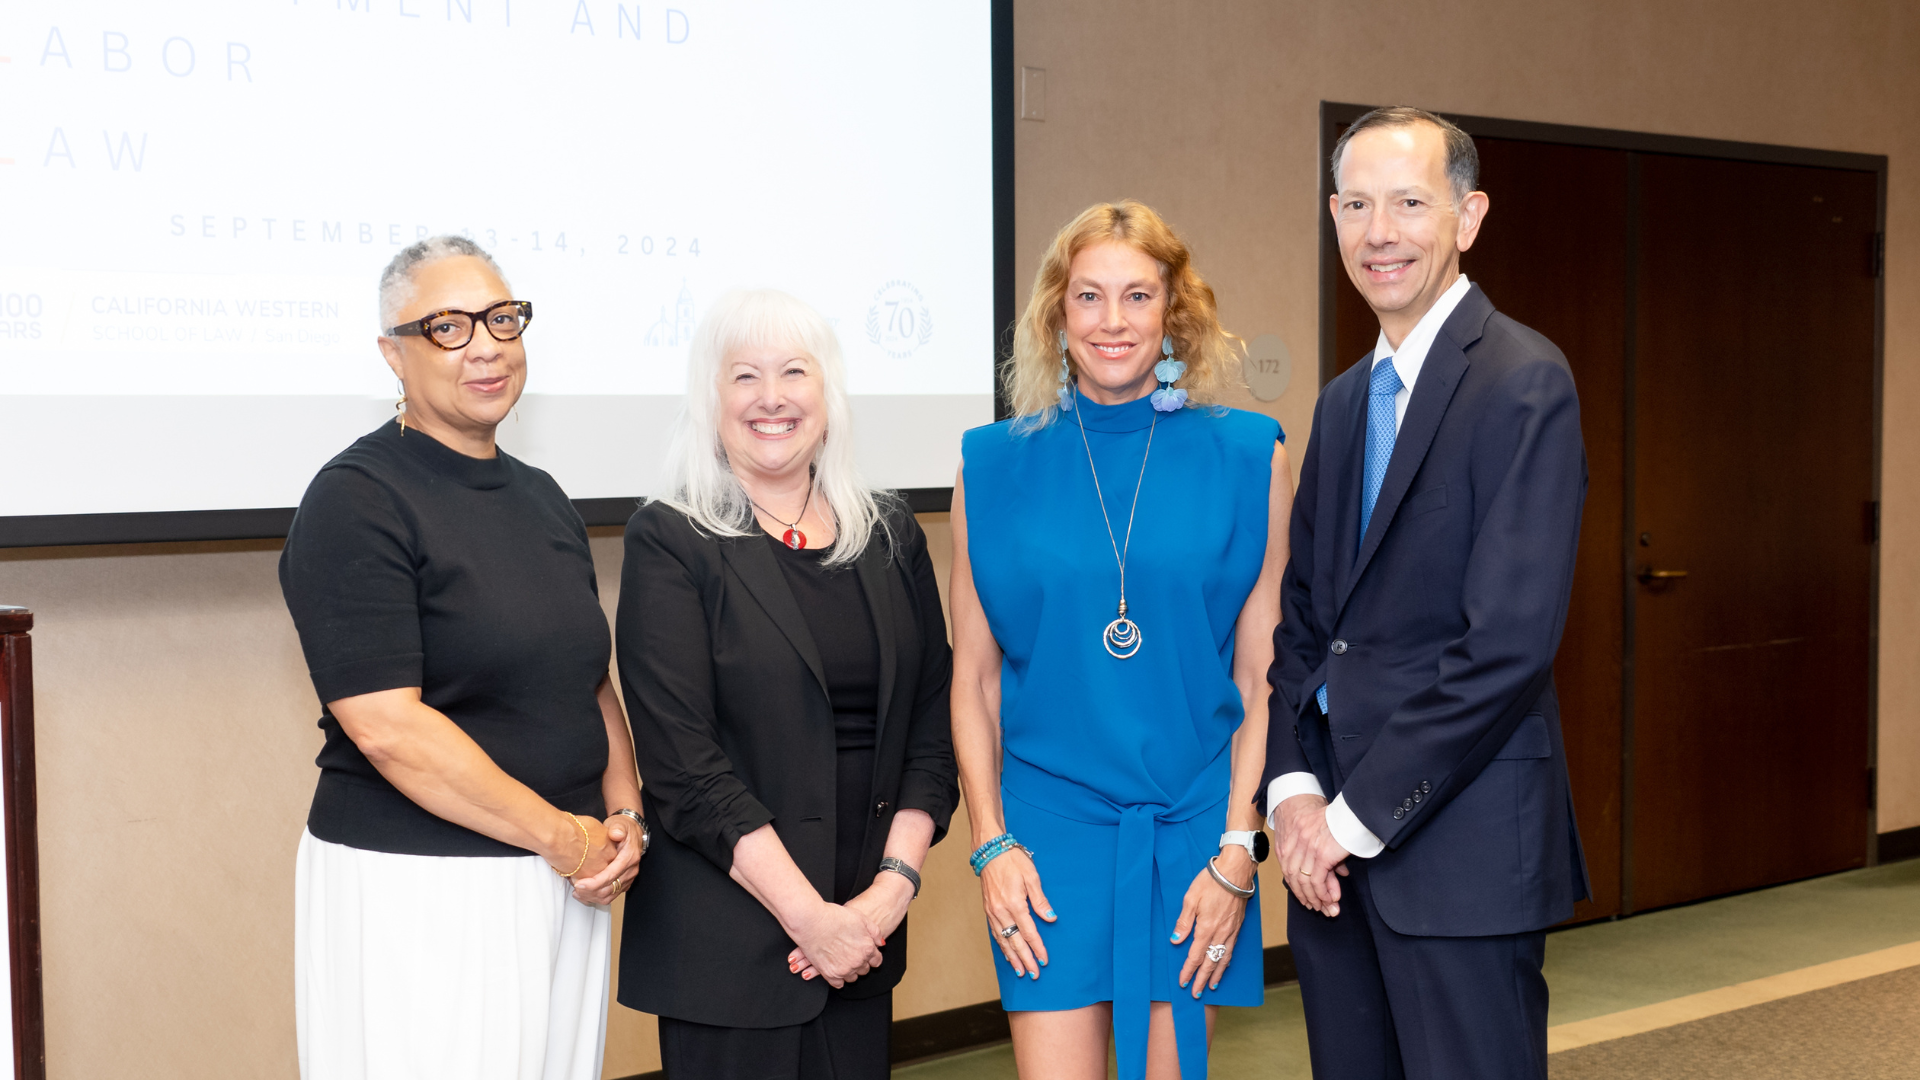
top-left (1206, 943), bottom-right (1227, 963)
top-left (998, 924), bottom-right (1020, 939)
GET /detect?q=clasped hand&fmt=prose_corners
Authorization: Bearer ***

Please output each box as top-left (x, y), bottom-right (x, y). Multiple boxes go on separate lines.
top-left (566, 815), bottom-right (645, 906)
top-left (784, 883), bottom-right (901, 988)
top-left (1275, 793), bottom-right (1350, 917)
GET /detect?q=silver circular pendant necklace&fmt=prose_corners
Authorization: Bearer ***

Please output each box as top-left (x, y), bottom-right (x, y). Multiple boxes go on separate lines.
top-left (1071, 384), bottom-right (1158, 659)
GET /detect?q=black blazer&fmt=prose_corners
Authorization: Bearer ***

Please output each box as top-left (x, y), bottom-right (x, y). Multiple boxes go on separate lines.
top-left (614, 498), bottom-right (958, 1027)
top-left (1262, 284), bottom-right (1591, 937)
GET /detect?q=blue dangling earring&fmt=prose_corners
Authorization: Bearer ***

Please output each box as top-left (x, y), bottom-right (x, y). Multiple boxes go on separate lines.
top-left (1151, 335), bottom-right (1188, 412)
top-left (1056, 329), bottom-right (1076, 411)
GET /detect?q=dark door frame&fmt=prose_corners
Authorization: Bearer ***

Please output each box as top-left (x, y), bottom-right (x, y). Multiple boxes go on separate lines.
top-left (1316, 102), bottom-right (1890, 910)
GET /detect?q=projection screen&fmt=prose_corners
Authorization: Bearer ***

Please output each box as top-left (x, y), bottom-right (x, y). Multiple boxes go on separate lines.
top-left (0, 1), bottom-right (1004, 542)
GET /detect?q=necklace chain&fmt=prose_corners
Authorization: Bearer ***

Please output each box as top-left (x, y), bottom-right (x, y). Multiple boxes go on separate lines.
top-left (748, 471), bottom-right (813, 532)
top-left (1072, 385), bottom-right (1157, 658)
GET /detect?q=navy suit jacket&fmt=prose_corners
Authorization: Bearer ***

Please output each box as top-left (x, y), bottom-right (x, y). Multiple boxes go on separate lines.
top-left (1264, 284), bottom-right (1591, 937)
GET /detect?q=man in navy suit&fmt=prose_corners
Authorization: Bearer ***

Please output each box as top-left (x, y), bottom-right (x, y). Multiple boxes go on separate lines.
top-left (1262, 106), bottom-right (1590, 1080)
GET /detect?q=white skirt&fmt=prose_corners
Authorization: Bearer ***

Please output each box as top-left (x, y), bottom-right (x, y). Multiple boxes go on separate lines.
top-left (295, 830), bottom-right (612, 1080)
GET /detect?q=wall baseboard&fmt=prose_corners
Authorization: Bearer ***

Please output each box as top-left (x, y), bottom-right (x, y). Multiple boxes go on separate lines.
top-left (1880, 826), bottom-right (1920, 864)
top-left (891, 998), bottom-right (1011, 1065)
top-left (610, 943), bottom-right (1298, 1079)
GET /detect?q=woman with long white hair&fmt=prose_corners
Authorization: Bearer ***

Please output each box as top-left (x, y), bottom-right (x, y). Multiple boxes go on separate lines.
top-left (613, 289), bottom-right (958, 1079)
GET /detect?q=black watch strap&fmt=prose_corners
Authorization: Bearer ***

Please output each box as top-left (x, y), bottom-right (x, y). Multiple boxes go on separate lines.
top-left (877, 856), bottom-right (921, 898)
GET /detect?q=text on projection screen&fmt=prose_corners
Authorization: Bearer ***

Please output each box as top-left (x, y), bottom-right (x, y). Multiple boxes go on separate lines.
top-left (0, 2), bottom-right (994, 515)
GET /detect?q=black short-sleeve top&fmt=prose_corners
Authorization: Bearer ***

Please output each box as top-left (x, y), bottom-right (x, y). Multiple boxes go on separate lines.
top-left (279, 421), bottom-right (612, 857)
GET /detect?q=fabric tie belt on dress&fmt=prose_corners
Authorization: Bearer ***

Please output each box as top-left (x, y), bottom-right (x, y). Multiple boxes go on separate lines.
top-left (1001, 747), bottom-right (1236, 1080)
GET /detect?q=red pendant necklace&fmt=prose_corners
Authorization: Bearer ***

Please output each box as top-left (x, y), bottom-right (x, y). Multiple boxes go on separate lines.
top-left (751, 474), bottom-right (814, 550)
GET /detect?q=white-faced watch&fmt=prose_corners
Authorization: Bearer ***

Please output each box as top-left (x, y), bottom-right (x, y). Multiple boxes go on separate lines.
top-left (1220, 829), bottom-right (1270, 862)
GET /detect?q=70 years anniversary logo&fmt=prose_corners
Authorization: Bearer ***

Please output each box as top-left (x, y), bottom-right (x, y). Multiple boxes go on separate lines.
top-left (866, 280), bottom-right (933, 360)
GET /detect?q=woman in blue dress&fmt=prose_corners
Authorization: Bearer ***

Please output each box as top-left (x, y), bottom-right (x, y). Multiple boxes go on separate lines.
top-left (950, 200), bottom-right (1293, 1080)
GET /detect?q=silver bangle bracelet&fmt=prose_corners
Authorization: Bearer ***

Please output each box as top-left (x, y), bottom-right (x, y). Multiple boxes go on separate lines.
top-left (1206, 855), bottom-right (1256, 899)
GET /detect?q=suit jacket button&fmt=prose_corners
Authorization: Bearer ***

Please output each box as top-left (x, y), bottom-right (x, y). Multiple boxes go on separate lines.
top-left (1401, 798), bottom-right (1413, 810)
top-left (1412, 792), bottom-right (1423, 804)
top-left (874, 800), bottom-right (889, 818)
top-left (1421, 781), bottom-right (1431, 794)
top-left (1393, 808), bottom-right (1406, 820)
top-left (1330, 639), bottom-right (1349, 655)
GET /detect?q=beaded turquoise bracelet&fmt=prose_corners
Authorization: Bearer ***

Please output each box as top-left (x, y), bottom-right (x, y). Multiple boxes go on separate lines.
top-left (969, 833), bottom-right (1033, 876)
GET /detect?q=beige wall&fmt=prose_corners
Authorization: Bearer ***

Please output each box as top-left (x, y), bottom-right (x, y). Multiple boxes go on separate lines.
top-left (0, 540), bottom-right (312, 1078)
top-left (0, 2), bottom-right (1914, 1077)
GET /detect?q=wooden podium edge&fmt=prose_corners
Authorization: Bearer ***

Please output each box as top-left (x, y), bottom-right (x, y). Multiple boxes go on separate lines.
top-left (0, 610), bottom-right (45, 1080)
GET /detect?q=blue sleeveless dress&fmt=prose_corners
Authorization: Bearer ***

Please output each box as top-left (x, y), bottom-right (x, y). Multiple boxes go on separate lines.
top-left (962, 393), bottom-right (1282, 1080)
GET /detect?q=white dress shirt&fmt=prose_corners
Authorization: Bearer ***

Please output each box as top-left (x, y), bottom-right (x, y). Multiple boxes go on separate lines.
top-left (1267, 274), bottom-right (1472, 858)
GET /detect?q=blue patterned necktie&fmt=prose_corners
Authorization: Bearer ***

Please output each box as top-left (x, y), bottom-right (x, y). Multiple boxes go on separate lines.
top-left (1317, 356), bottom-right (1405, 718)
top-left (1359, 357), bottom-right (1404, 543)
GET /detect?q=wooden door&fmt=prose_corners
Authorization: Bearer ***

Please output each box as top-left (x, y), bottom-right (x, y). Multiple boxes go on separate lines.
top-left (1626, 155), bottom-right (1877, 910)
top-left (1329, 137), bottom-right (1630, 920)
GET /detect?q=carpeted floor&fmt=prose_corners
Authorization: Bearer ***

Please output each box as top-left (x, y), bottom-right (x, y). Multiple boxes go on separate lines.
top-left (1544, 858), bottom-right (1920, 1025)
top-left (1549, 963), bottom-right (1920, 1080)
top-left (897, 858), bottom-right (1920, 1079)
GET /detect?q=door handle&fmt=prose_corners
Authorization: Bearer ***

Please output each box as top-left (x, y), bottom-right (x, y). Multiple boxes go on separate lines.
top-left (1637, 567), bottom-right (1690, 584)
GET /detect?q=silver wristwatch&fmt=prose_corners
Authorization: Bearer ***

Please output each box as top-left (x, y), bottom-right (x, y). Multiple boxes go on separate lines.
top-left (1220, 829), bottom-right (1268, 862)
top-left (614, 807), bottom-right (651, 854)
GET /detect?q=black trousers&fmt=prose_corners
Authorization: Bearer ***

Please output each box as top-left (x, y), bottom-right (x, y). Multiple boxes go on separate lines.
top-left (1288, 859), bottom-right (1549, 1080)
top-left (657, 991), bottom-right (891, 1080)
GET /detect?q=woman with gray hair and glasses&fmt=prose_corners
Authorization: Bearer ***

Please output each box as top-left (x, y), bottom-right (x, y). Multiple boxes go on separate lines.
top-left (280, 235), bottom-right (644, 1079)
top-left (613, 288), bottom-right (958, 1079)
